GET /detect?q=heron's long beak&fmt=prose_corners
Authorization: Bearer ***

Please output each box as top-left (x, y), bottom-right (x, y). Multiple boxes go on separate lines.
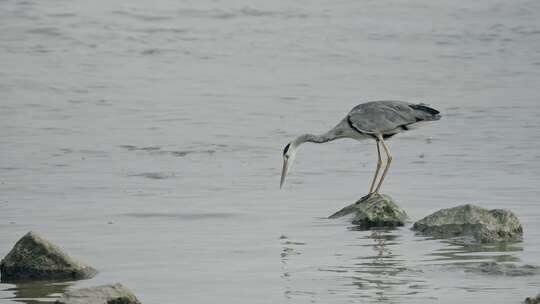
top-left (280, 158), bottom-right (289, 189)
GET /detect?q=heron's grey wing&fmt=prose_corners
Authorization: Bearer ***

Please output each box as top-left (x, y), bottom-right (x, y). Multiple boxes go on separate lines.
top-left (347, 101), bottom-right (417, 134)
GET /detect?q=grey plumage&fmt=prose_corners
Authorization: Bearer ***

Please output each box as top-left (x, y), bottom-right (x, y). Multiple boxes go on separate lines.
top-left (347, 100), bottom-right (440, 137)
top-left (280, 100), bottom-right (441, 192)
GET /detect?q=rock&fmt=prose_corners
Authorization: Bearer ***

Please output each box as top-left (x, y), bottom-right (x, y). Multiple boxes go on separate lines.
top-left (525, 294), bottom-right (540, 304)
top-left (0, 231), bottom-right (97, 282)
top-left (463, 262), bottom-right (540, 276)
top-left (55, 283), bottom-right (141, 304)
top-left (329, 193), bottom-right (408, 228)
top-left (412, 204), bottom-right (523, 243)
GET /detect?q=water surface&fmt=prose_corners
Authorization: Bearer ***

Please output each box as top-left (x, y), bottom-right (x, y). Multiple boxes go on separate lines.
top-left (1, 0), bottom-right (540, 303)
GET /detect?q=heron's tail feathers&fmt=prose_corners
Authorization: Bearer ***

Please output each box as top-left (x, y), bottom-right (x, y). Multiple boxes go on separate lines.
top-left (410, 103), bottom-right (441, 121)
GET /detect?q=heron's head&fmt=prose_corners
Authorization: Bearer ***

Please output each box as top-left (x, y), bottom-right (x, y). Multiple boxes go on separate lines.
top-left (280, 141), bottom-right (297, 188)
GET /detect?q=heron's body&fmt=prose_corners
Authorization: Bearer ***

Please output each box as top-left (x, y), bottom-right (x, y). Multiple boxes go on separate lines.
top-left (280, 100), bottom-right (441, 193)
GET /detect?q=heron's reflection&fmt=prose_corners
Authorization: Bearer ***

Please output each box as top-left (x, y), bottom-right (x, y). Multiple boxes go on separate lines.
top-left (348, 228), bottom-right (422, 303)
top-left (279, 222), bottom-right (528, 303)
top-left (278, 228), bottom-right (425, 303)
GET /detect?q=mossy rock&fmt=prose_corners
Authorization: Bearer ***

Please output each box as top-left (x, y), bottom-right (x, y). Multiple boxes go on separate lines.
top-left (0, 231), bottom-right (97, 282)
top-left (55, 283), bottom-right (141, 304)
top-left (412, 204), bottom-right (523, 243)
top-left (329, 193), bottom-right (408, 228)
top-left (525, 294), bottom-right (540, 304)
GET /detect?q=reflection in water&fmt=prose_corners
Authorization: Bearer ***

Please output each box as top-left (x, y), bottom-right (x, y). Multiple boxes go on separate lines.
top-left (279, 234), bottom-right (306, 301)
top-left (279, 226), bottom-right (530, 303)
top-left (425, 240), bottom-right (539, 277)
top-left (1, 281), bottom-right (72, 304)
top-left (280, 228), bottom-right (429, 303)
top-left (347, 229), bottom-right (425, 303)
top-left (427, 240), bottom-right (523, 264)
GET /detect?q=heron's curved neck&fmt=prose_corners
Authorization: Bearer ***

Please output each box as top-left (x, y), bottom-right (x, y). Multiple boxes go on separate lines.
top-left (294, 131), bottom-right (338, 146)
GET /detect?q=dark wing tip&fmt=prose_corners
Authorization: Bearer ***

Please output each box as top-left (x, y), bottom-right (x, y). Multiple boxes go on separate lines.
top-left (410, 104), bottom-right (440, 115)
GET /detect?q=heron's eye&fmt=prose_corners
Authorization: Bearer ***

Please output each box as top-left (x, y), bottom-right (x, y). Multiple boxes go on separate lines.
top-left (283, 143), bottom-right (291, 155)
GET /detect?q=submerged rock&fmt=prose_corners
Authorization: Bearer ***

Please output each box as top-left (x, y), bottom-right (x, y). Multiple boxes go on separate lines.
top-left (55, 283), bottom-right (141, 304)
top-left (329, 193), bottom-right (408, 228)
top-left (525, 294), bottom-right (540, 304)
top-left (412, 204), bottom-right (523, 243)
top-left (463, 262), bottom-right (540, 276)
top-left (0, 231), bottom-right (97, 282)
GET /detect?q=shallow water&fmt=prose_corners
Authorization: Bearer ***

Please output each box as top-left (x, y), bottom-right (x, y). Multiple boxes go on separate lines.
top-left (1, 0), bottom-right (540, 303)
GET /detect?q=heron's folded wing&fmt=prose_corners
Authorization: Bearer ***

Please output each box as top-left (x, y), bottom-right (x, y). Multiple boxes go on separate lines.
top-left (347, 101), bottom-right (417, 134)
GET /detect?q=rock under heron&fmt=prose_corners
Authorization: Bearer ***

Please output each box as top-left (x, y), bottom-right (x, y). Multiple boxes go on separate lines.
top-left (329, 193), bottom-right (408, 228)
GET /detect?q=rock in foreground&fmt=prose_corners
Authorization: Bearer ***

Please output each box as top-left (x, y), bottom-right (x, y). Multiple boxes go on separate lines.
top-left (0, 231), bottom-right (97, 282)
top-left (329, 193), bottom-right (408, 228)
top-left (525, 294), bottom-right (540, 304)
top-left (55, 283), bottom-right (141, 304)
top-left (412, 204), bottom-right (523, 243)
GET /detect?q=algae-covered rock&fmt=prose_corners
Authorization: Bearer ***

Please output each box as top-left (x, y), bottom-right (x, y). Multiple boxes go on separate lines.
top-left (525, 294), bottom-right (540, 304)
top-left (55, 283), bottom-right (141, 304)
top-left (329, 193), bottom-right (408, 228)
top-left (412, 204), bottom-right (523, 243)
top-left (463, 262), bottom-right (540, 276)
top-left (0, 231), bottom-right (97, 282)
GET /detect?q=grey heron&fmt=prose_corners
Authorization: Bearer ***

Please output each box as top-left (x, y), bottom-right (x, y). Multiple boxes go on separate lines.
top-left (280, 100), bottom-right (441, 193)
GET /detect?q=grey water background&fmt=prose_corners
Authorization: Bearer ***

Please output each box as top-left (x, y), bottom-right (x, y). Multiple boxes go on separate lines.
top-left (1, 0), bottom-right (540, 303)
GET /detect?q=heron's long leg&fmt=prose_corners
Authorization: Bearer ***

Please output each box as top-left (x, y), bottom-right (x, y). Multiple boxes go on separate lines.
top-left (374, 135), bottom-right (393, 193)
top-left (368, 141), bottom-right (383, 194)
